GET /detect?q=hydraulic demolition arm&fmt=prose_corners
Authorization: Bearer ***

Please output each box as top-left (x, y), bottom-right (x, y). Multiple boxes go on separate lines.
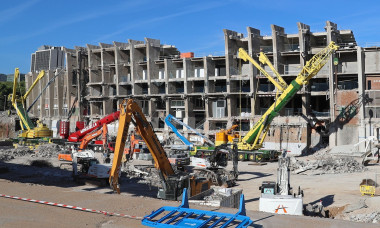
top-left (110, 100), bottom-right (187, 200)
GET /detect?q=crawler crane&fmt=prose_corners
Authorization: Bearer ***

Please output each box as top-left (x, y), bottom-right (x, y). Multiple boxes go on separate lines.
top-left (236, 42), bottom-right (339, 159)
top-left (8, 68), bottom-right (52, 147)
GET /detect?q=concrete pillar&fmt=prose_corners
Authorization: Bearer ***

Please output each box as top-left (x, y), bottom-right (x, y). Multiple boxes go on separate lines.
top-left (56, 69), bottom-right (64, 117)
top-left (247, 27), bottom-right (261, 117)
top-left (271, 25), bottom-right (285, 74)
top-left (357, 47), bottom-right (367, 151)
top-left (203, 57), bottom-right (212, 132)
top-left (298, 22), bottom-right (311, 149)
top-left (165, 59), bottom-right (174, 94)
top-left (183, 59), bottom-right (191, 94)
top-left (64, 50), bottom-right (74, 119)
top-left (297, 22), bottom-right (311, 116)
top-left (128, 39), bottom-right (141, 95)
top-left (326, 21), bottom-right (338, 147)
top-left (114, 43), bottom-right (121, 97)
top-left (224, 29), bottom-right (242, 126)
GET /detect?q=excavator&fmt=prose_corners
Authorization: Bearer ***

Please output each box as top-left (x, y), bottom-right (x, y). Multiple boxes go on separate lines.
top-left (164, 114), bottom-right (238, 184)
top-left (236, 42), bottom-right (339, 161)
top-left (8, 68), bottom-right (52, 148)
top-left (109, 99), bottom-right (189, 200)
top-left (109, 99), bottom-right (238, 200)
top-left (59, 124), bottom-right (111, 163)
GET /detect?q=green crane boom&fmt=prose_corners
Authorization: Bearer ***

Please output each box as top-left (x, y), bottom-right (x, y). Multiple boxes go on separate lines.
top-left (238, 42), bottom-right (339, 151)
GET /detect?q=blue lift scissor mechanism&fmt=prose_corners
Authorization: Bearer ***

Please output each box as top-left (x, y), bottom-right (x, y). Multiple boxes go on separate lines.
top-left (142, 188), bottom-right (253, 228)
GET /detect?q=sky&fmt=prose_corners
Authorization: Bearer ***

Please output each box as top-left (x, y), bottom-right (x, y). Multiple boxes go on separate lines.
top-left (1, 0), bottom-right (379, 74)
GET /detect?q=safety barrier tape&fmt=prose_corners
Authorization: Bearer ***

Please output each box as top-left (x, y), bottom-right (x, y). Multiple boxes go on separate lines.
top-left (0, 193), bottom-right (143, 220)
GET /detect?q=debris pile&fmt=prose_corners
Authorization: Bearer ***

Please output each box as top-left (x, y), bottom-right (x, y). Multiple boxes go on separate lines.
top-left (35, 143), bottom-right (62, 158)
top-left (343, 199), bottom-right (367, 213)
top-left (0, 147), bottom-right (32, 161)
top-left (290, 156), bottom-right (366, 175)
top-left (304, 201), bottom-right (328, 217)
top-left (0, 153), bottom-right (13, 161)
top-left (204, 188), bottom-right (232, 202)
top-left (350, 212), bottom-right (380, 224)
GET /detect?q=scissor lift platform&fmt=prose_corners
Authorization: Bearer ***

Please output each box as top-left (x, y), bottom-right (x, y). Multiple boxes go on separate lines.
top-left (142, 188), bottom-right (253, 228)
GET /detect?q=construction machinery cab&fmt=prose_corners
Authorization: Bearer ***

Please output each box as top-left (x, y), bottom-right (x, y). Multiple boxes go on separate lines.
top-left (259, 181), bottom-right (277, 195)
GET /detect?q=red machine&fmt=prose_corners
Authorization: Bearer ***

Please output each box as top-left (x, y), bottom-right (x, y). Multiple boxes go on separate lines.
top-left (78, 124), bottom-right (108, 152)
top-left (67, 111), bottom-right (120, 142)
top-left (59, 124), bottom-right (110, 162)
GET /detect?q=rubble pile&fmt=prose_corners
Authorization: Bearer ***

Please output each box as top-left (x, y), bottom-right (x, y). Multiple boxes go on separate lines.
top-left (290, 156), bottom-right (366, 175)
top-left (0, 147), bottom-right (32, 161)
top-left (204, 188), bottom-right (232, 201)
top-left (35, 143), bottom-right (62, 158)
top-left (304, 201), bottom-right (328, 217)
top-left (0, 153), bottom-right (13, 161)
top-left (349, 212), bottom-right (380, 224)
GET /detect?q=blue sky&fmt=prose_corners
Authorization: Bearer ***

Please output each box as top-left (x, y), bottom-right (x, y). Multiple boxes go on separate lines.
top-left (1, 0), bottom-right (379, 74)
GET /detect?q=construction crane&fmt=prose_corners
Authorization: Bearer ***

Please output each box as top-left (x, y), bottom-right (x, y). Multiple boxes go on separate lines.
top-left (237, 42), bottom-right (339, 158)
top-left (165, 114), bottom-right (214, 155)
top-left (8, 68), bottom-right (52, 147)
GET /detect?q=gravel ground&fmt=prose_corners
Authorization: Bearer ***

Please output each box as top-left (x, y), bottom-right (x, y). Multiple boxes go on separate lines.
top-left (0, 146), bottom-right (380, 227)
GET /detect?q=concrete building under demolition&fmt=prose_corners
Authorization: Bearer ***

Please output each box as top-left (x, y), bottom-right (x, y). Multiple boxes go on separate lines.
top-left (25, 21), bottom-right (380, 155)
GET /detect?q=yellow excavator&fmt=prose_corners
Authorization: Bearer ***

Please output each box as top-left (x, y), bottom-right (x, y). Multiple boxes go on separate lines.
top-left (109, 99), bottom-right (189, 200)
top-left (8, 68), bottom-right (52, 148)
top-left (109, 99), bottom-right (237, 200)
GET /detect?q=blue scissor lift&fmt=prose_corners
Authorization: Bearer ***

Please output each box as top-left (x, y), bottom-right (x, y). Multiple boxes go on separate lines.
top-left (142, 188), bottom-right (253, 227)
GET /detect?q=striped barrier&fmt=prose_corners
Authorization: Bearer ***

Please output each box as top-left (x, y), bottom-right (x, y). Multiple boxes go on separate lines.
top-left (0, 193), bottom-right (143, 220)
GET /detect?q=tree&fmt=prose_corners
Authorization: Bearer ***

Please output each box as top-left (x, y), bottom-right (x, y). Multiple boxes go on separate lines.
top-left (0, 81), bottom-right (25, 111)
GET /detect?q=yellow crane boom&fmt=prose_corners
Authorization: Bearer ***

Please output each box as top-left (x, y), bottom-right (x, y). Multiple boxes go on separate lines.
top-left (238, 42), bottom-right (339, 151)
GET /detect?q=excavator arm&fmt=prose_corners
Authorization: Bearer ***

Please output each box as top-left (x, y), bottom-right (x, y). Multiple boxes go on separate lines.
top-left (78, 124), bottom-right (108, 151)
top-left (110, 99), bottom-right (175, 194)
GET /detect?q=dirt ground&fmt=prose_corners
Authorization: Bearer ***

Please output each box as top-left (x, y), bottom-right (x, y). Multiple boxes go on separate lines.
top-left (0, 147), bottom-right (379, 227)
